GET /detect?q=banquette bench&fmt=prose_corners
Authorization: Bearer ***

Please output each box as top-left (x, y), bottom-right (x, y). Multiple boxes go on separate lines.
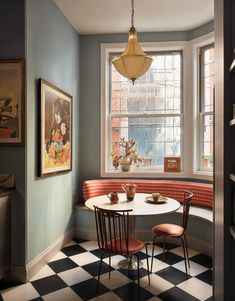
top-left (75, 179), bottom-right (213, 255)
top-left (83, 179), bottom-right (213, 208)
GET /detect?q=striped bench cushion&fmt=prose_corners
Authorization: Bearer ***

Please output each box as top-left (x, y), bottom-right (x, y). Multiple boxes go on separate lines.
top-left (83, 179), bottom-right (213, 208)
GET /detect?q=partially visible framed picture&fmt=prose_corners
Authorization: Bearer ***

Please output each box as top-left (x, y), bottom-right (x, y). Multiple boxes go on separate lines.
top-left (164, 156), bottom-right (181, 172)
top-left (0, 59), bottom-right (24, 145)
top-left (39, 79), bottom-right (72, 176)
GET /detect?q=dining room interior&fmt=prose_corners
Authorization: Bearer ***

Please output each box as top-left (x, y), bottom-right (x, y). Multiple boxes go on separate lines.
top-left (0, 0), bottom-right (234, 300)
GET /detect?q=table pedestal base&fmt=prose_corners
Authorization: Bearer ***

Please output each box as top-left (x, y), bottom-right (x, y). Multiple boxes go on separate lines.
top-left (118, 255), bottom-right (143, 270)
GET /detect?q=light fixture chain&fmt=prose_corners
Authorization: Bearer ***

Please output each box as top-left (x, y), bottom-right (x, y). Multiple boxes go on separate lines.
top-left (131, 0), bottom-right (134, 27)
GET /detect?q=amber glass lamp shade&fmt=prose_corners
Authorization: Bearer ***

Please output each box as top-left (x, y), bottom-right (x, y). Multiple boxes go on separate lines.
top-left (112, 26), bottom-right (153, 84)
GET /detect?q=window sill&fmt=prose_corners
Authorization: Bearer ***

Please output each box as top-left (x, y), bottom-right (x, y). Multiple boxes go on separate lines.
top-left (101, 169), bottom-right (213, 181)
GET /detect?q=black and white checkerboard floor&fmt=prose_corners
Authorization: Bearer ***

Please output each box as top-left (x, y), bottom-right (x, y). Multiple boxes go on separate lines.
top-left (0, 239), bottom-right (213, 301)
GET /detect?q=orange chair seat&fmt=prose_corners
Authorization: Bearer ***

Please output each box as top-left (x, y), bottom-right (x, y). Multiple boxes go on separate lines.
top-left (107, 238), bottom-right (144, 255)
top-left (152, 223), bottom-right (184, 237)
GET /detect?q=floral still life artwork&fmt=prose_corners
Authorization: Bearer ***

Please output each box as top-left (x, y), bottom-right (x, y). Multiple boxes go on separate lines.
top-left (111, 138), bottom-right (143, 172)
top-left (39, 79), bottom-right (72, 176)
top-left (0, 60), bottom-right (24, 144)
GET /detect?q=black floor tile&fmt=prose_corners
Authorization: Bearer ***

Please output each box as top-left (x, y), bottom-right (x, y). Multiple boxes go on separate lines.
top-left (113, 282), bottom-right (153, 301)
top-left (81, 260), bottom-right (114, 277)
top-left (158, 286), bottom-right (200, 301)
top-left (196, 269), bottom-right (213, 285)
top-left (31, 274), bottom-right (67, 296)
top-left (156, 266), bottom-right (190, 285)
top-left (155, 251), bottom-right (184, 265)
top-left (71, 277), bottom-right (109, 300)
top-left (155, 242), bottom-right (179, 250)
top-left (90, 248), bottom-right (112, 259)
top-left (0, 278), bottom-right (21, 291)
top-left (190, 254), bottom-right (212, 268)
top-left (118, 266), bottom-right (149, 281)
top-left (205, 297), bottom-right (213, 301)
top-left (61, 244), bottom-right (87, 256)
top-left (29, 298), bottom-right (44, 301)
top-left (48, 257), bottom-right (78, 273)
top-left (72, 237), bottom-right (88, 244)
top-left (0, 295), bottom-right (3, 301)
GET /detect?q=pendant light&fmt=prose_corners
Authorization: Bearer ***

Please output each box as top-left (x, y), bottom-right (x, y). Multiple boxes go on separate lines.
top-left (112, 0), bottom-right (153, 84)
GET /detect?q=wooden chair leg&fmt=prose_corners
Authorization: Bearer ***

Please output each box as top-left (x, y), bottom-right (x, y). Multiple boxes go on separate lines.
top-left (184, 233), bottom-right (190, 268)
top-left (96, 251), bottom-right (105, 292)
top-left (179, 237), bottom-right (188, 275)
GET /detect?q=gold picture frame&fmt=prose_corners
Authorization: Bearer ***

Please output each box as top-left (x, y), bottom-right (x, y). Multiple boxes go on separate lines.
top-left (0, 59), bottom-right (24, 145)
top-left (39, 79), bottom-right (72, 176)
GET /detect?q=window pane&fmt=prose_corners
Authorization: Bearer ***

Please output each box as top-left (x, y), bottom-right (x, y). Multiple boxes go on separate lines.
top-left (201, 114), bottom-right (213, 169)
top-left (111, 52), bottom-right (182, 115)
top-left (202, 47), bottom-right (214, 113)
top-left (111, 116), bottom-right (181, 168)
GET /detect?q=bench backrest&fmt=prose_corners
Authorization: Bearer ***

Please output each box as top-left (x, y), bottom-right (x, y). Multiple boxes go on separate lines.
top-left (83, 179), bottom-right (213, 208)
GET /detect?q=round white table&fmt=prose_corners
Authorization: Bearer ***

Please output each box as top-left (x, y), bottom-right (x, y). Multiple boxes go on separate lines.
top-left (85, 193), bottom-right (180, 270)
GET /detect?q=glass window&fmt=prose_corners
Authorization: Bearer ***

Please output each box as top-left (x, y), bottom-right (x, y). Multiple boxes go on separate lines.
top-left (109, 51), bottom-right (182, 171)
top-left (199, 44), bottom-right (214, 171)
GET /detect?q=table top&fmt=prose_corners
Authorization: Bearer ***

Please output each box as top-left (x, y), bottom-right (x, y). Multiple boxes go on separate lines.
top-left (85, 193), bottom-right (180, 216)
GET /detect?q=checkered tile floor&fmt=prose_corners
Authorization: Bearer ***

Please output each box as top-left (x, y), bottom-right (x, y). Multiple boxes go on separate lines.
top-left (0, 239), bottom-right (213, 301)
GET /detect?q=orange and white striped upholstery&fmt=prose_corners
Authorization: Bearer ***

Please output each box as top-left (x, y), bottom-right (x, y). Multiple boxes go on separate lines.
top-left (83, 179), bottom-right (213, 208)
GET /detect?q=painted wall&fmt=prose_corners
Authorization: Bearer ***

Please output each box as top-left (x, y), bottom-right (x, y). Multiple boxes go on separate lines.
top-left (26, 0), bottom-right (79, 264)
top-left (0, 0), bottom-right (26, 269)
top-left (79, 22), bottom-right (214, 200)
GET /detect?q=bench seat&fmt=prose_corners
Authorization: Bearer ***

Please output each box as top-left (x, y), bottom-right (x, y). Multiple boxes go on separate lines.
top-left (83, 179), bottom-right (213, 208)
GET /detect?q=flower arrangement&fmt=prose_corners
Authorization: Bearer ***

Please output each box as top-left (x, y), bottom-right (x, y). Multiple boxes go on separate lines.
top-left (111, 138), bottom-right (143, 171)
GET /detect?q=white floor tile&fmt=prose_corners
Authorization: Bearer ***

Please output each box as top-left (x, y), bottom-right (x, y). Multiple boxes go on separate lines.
top-left (1, 283), bottom-right (39, 301)
top-left (89, 291), bottom-right (122, 301)
top-left (170, 246), bottom-right (199, 258)
top-left (97, 270), bottom-right (131, 290)
top-left (173, 260), bottom-right (208, 276)
top-left (79, 240), bottom-right (99, 251)
top-left (30, 265), bottom-right (56, 281)
top-left (147, 297), bottom-right (162, 301)
top-left (58, 267), bottom-right (92, 286)
top-left (138, 273), bottom-right (174, 295)
top-left (177, 277), bottom-right (213, 300)
top-left (103, 255), bottom-right (126, 269)
top-left (141, 258), bottom-right (169, 273)
top-left (42, 287), bottom-right (82, 301)
top-left (70, 252), bottom-right (99, 266)
top-left (49, 251), bottom-right (67, 262)
top-left (141, 244), bottom-right (163, 256)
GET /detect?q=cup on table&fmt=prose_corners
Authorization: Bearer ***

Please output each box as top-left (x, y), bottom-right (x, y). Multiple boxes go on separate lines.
top-left (107, 192), bottom-right (119, 204)
top-left (151, 192), bottom-right (161, 202)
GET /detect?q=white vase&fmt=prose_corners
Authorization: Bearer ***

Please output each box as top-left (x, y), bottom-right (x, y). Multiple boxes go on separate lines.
top-left (120, 156), bottom-right (131, 172)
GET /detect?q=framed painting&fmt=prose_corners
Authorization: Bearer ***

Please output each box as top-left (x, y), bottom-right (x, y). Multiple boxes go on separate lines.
top-left (164, 156), bottom-right (181, 172)
top-left (0, 59), bottom-right (24, 145)
top-left (39, 79), bottom-right (72, 176)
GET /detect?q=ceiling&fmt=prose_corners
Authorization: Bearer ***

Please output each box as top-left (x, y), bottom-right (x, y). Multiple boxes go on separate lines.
top-left (53, 0), bottom-right (214, 35)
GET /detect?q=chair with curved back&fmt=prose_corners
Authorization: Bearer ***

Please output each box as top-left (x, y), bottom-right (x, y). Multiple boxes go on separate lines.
top-left (150, 191), bottom-right (193, 275)
top-left (94, 206), bottom-right (150, 292)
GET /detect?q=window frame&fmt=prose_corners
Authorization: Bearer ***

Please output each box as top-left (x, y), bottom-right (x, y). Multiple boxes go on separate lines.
top-left (109, 50), bottom-right (184, 172)
top-left (101, 37), bottom-right (214, 180)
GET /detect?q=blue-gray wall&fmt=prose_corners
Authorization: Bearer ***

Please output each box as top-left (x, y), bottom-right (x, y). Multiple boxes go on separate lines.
top-left (0, 0), bottom-right (26, 268)
top-left (26, 0), bottom-right (79, 263)
top-left (79, 22), bottom-right (214, 200)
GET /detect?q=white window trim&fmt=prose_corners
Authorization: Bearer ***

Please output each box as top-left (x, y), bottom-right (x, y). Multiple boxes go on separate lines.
top-left (101, 37), bottom-right (213, 180)
top-left (191, 32), bottom-right (214, 177)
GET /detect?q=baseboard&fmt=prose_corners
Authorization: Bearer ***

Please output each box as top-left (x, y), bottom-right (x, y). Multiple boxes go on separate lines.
top-left (75, 226), bottom-right (212, 256)
top-left (25, 228), bottom-right (74, 282)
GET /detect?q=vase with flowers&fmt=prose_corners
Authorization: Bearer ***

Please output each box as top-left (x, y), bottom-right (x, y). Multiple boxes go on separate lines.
top-left (110, 138), bottom-right (143, 172)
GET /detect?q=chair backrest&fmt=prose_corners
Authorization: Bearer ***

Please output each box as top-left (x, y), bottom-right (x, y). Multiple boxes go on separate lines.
top-left (182, 191), bottom-right (193, 230)
top-left (94, 206), bottom-right (133, 255)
